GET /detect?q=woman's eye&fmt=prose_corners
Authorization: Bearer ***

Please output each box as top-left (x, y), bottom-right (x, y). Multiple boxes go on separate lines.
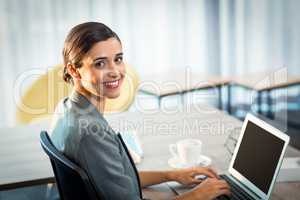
top-left (115, 57), bottom-right (123, 63)
top-left (95, 61), bottom-right (105, 68)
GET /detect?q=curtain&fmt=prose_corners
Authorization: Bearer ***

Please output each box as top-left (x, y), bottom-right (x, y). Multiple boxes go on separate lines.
top-left (220, 0), bottom-right (300, 76)
top-left (0, 0), bottom-right (299, 127)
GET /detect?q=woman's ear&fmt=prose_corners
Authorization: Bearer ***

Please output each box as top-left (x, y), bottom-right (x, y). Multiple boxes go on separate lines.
top-left (66, 62), bottom-right (81, 80)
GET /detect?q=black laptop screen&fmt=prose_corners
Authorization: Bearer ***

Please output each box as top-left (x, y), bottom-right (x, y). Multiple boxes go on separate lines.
top-left (232, 120), bottom-right (285, 194)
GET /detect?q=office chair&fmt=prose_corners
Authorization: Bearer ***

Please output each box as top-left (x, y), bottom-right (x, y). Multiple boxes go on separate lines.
top-left (40, 131), bottom-right (103, 200)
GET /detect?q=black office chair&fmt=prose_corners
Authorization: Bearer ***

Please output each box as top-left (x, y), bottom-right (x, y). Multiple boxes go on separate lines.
top-left (40, 131), bottom-right (103, 200)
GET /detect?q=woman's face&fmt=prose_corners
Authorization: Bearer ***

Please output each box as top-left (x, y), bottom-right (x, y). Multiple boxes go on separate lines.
top-left (78, 37), bottom-right (125, 99)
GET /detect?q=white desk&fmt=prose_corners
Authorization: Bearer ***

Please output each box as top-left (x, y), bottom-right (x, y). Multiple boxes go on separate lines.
top-left (106, 104), bottom-right (300, 200)
top-left (0, 121), bottom-right (54, 190)
top-left (228, 71), bottom-right (300, 115)
top-left (139, 71), bottom-right (230, 109)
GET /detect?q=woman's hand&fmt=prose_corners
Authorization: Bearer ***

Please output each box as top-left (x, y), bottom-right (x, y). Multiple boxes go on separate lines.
top-left (174, 178), bottom-right (231, 200)
top-left (139, 167), bottom-right (219, 188)
top-left (169, 166), bottom-right (219, 186)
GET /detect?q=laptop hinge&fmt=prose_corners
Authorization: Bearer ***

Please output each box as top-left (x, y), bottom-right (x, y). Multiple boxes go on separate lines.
top-left (229, 174), bottom-right (262, 199)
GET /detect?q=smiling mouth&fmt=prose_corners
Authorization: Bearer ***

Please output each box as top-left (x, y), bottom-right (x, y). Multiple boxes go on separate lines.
top-left (103, 79), bottom-right (121, 89)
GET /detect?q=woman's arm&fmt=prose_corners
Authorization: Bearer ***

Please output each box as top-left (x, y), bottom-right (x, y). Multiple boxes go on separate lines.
top-left (139, 171), bottom-right (174, 188)
top-left (139, 168), bottom-right (230, 200)
top-left (139, 167), bottom-right (219, 188)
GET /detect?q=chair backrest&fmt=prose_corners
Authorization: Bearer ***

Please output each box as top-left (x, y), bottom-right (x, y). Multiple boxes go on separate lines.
top-left (16, 64), bottom-right (140, 124)
top-left (40, 131), bottom-right (102, 200)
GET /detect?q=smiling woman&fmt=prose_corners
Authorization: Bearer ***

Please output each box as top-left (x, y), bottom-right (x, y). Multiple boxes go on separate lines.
top-left (62, 22), bottom-right (126, 111)
top-left (50, 22), bottom-right (229, 200)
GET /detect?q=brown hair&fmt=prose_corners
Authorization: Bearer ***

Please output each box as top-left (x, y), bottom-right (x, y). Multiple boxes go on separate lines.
top-left (62, 22), bottom-right (121, 83)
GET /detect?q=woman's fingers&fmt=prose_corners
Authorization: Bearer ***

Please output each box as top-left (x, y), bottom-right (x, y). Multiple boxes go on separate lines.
top-left (207, 179), bottom-right (231, 198)
top-left (216, 188), bottom-right (231, 197)
top-left (208, 167), bottom-right (220, 178)
top-left (192, 167), bottom-right (218, 178)
top-left (190, 177), bottom-right (203, 184)
top-left (214, 190), bottom-right (231, 199)
top-left (215, 180), bottom-right (231, 190)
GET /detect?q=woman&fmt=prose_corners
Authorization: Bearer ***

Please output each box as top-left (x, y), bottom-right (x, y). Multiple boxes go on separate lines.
top-left (50, 22), bottom-right (230, 200)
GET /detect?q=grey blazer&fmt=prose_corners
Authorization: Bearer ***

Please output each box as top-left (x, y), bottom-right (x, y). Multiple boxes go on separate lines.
top-left (50, 91), bottom-right (143, 200)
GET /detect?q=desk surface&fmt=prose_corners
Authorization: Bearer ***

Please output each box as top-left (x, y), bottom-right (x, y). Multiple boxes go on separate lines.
top-left (139, 70), bottom-right (300, 96)
top-left (1, 105), bottom-right (300, 199)
top-left (106, 105), bottom-right (300, 200)
top-left (140, 71), bottom-right (230, 97)
top-left (0, 121), bottom-right (54, 190)
top-left (231, 70), bottom-right (300, 91)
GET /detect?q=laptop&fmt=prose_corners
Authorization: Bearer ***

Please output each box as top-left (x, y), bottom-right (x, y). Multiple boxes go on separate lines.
top-left (168, 113), bottom-right (290, 200)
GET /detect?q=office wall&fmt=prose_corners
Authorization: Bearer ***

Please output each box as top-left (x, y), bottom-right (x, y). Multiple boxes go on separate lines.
top-left (220, 0), bottom-right (300, 75)
top-left (0, 0), bottom-right (299, 127)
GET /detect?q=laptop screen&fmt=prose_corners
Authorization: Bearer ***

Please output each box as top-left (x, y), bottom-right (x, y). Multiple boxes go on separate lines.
top-left (232, 120), bottom-right (285, 194)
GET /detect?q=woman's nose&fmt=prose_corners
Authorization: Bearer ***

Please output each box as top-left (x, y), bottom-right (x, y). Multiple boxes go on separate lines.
top-left (107, 70), bottom-right (119, 78)
top-left (107, 62), bottom-right (121, 78)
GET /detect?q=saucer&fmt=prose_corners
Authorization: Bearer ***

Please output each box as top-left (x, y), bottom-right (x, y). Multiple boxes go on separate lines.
top-left (168, 155), bottom-right (212, 169)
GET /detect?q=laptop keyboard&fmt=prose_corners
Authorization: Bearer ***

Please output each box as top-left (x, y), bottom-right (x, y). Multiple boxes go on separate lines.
top-left (215, 175), bottom-right (255, 200)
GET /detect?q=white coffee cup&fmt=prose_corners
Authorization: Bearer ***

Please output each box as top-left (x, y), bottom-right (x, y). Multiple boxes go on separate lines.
top-left (169, 139), bottom-right (202, 166)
